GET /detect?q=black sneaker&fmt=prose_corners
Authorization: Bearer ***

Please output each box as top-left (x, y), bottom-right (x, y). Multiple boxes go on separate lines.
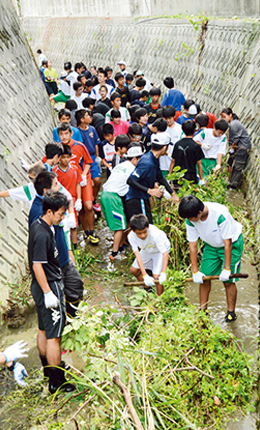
top-left (225, 311), bottom-right (237, 323)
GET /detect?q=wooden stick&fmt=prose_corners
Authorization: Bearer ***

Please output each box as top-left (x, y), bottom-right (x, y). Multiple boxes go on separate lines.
top-left (123, 273), bottom-right (248, 286)
top-left (113, 373), bottom-right (144, 430)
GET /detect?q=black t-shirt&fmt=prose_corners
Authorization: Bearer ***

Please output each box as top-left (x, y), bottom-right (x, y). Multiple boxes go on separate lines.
top-left (98, 98), bottom-right (112, 109)
top-left (93, 102), bottom-right (110, 116)
top-left (28, 218), bottom-right (62, 282)
top-left (145, 103), bottom-right (161, 124)
top-left (172, 137), bottom-right (204, 183)
top-left (129, 89), bottom-right (140, 104)
top-left (115, 86), bottom-right (130, 107)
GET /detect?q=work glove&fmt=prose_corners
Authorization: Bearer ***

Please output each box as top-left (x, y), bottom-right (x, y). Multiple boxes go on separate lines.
top-left (219, 269), bottom-right (231, 282)
top-left (229, 148), bottom-right (235, 154)
top-left (19, 157), bottom-right (30, 171)
top-left (3, 340), bottom-right (28, 363)
top-left (80, 175), bottom-right (87, 187)
top-left (13, 362), bottom-right (28, 387)
top-left (44, 291), bottom-right (59, 309)
top-left (74, 199), bottom-right (82, 212)
top-left (213, 164), bottom-right (221, 172)
top-left (199, 179), bottom-right (206, 186)
top-left (66, 212), bottom-right (76, 229)
top-left (159, 272), bottom-right (167, 284)
top-left (143, 274), bottom-right (155, 287)
top-left (202, 143), bottom-right (212, 151)
top-left (192, 271), bottom-right (205, 283)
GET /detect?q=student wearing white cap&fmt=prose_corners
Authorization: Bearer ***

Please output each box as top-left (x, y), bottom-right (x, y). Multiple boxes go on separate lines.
top-left (117, 60), bottom-right (127, 78)
top-left (100, 144), bottom-right (144, 260)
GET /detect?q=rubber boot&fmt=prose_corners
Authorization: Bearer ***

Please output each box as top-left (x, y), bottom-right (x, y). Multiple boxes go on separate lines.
top-left (48, 364), bottom-right (76, 394)
top-left (39, 355), bottom-right (49, 378)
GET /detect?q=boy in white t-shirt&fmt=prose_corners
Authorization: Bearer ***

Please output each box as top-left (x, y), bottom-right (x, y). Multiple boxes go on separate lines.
top-left (128, 214), bottom-right (171, 296)
top-left (178, 195), bottom-right (243, 322)
top-left (195, 119), bottom-right (229, 177)
top-left (160, 106), bottom-right (182, 177)
top-left (105, 93), bottom-right (130, 123)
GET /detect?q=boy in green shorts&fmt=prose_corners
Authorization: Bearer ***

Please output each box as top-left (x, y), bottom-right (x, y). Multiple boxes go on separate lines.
top-left (178, 195), bottom-right (243, 322)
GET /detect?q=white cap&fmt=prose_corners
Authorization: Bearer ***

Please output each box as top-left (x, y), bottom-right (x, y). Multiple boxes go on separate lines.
top-left (188, 104), bottom-right (198, 117)
top-left (136, 70), bottom-right (144, 76)
top-left (60, 71), bottom-right (67, 78)
top-left (118, 60), bottom-right (126, 65)
top-left (151, 132), bottom-right (171, 146)
top-left (124, 146), bottom-right (144, 158)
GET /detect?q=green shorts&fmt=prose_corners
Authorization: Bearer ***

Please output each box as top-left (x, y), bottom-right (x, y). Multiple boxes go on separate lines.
top-left (161, 170), bottom-right (169, 178)
top-left (100, 191), bottom-right (127, 231)
top-left (196, 158), bottom-right (217, 178)
top-left (53, 91), bottom-right (70, 103)
top-left (200, 234), bottom-right (244, 283)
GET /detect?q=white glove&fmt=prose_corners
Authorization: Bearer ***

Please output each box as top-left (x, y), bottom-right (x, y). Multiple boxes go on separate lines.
top-left (44, 291), bottom-right (59, 309)
top-left (199, 179), bottom-right (206, 186)
top-left (202, 143), bottom-right (212, 151)
top-left (229, 148), bottom-right (235, 154)
top-left (74, 199), bottom-right (82, 212)
top-left (109, 166), bottom-right (113, 172)
top-left (3, 340), bottom-right (28, 363)
top-left (80, 175), bottom-right (87, 187)
top-left (143, 274), bottom-right (155, 287)
top-left (213, 164), bottom-right (221, 172)
top-left (66, 212), bottom-right (76, 229)
top-left (219, 269), bottom-right (231, 282)
top-left (96, 157), bottom-right (101, 168)
top-left (192, 271), bottom-right (205, 283)
top-left (19, 157), bottom-right (30, 171)
top-left (13, 362), bottom-right (28, 387)
top-left (159, 272), bottom-right (167, 284)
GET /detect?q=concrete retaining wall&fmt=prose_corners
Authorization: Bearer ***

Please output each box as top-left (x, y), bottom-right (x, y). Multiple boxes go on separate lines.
top-left (0, 0), bottom-right (54, 305)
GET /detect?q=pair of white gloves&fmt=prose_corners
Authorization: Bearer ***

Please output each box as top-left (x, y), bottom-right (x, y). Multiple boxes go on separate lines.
top-left (2, 340), bottom-right (29, 387)
top-left (192, 269), bottom-right (231, 283)
top-left (143, 272), bottom-right (167, 287)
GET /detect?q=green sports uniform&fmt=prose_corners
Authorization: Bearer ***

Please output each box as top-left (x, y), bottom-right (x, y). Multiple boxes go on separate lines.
top-left (100, 191), bottom-right (127, 231)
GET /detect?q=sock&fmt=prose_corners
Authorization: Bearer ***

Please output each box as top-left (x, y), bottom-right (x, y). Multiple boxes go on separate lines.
top-left (111, 251), bottom-right (118, 257)
top-left (89, 230), bottom-right (94, 236)
top-left (85, 230), bottom-right (90, 236)
top-left (73, 243), bottom-right (77, 250)
top-left (119, 246), bottom-right (124, 253)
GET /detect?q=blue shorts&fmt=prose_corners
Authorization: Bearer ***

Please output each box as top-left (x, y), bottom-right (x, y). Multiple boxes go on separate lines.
top-left (90, 154), bottom-right (101, 179)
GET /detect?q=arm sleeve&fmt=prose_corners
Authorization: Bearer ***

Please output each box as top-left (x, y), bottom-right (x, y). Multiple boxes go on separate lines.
top-left (181, 93), bottom-right (186, 105)
top-left (217, 213), bottom-right (234, 240)
top-left (161, 92), bottom-right (168, 107)
top-left (127, 176), bottom-right (149, 193)
top-left (99, 143), bottom-right (105, 159)
top-left (157, 175), bottom-right (174, 195)
top-left (185, 219), bottom-right (199, 242)
top-left (127, 232), bottom-right (138, 252)
top-left (59, 183), bottom-right (72, 201)
top-left (32, 231), bottom-right (49, 263)
top-left (218, 137), bottom-right (227, 155)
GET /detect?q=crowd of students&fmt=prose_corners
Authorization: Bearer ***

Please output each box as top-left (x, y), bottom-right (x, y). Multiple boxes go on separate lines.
top-left (0, 52), bottom-right (252, 391)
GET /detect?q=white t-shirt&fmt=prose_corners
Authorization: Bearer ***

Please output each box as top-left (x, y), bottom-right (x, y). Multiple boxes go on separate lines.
top-left (66, 71), bottom-right (78, 96)
top-left (159, 123), bottom-right (182, 171)
top-left (103, 160), bottom-right (135, 196)
top-left (128, 224), bottom-right (171, 254)
top-left (185, 202), bottom-right (242, 247)
top-left (90, 83), bottom-right (114, 101)
top-left (8, 182), bottom-right (72, 206)
top-left (59, 79), bottom-right (71, 96)
top-left (70, 94), bottom-right (89, 110)
top-left (195, 129), bottom-right (227, 159)
top-left (101, 142), bottom-right (116, 165)
top-left (105, 106), bottom-right (130, 123)
top-left (38, 53), bottom-right (47, 66)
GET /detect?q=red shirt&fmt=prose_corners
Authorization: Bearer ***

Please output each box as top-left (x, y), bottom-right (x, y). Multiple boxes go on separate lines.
top-left (108, 120), bottom-right (129, 137)
top-left (53, 163), bottom-right (82, 198)
top-left (206, 112), bottom-right (217, 129)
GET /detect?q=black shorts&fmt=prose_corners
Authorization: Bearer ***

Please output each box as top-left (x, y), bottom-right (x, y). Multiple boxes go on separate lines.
top-left (45, 81), bottom-right (58, 95)
top-left (61, 259), bottom-right (84, 301)
top-left (124, 198), bottom-right (153, 224)
top-left (31, 279), bottom-right (66, 339)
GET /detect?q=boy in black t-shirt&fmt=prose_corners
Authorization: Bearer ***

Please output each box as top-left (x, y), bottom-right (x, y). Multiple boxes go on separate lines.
top-left (28, 191), bottom-right (75, 394)
top-left (115, 72), bottom-right (130, 107)
top-left (145, 88), bottom-right (161, 124)
top-left (169, 120), bottom-right (204, 185)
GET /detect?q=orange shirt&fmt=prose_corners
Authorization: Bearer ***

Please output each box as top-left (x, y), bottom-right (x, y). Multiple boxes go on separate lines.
top-left (53, 163), bottom-right (82, 198)
top-left (67, 140), bottom-right (92, 178)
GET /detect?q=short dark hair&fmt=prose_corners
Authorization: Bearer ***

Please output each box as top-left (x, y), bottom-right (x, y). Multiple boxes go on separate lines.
top-left (111, 109), bottom-right (121, 119)
top-left (128, 122), bottom-right (142, 137)
top-left (152, 118), bottom-right (167, 132)
top-left (195, 113), bottom-right (209, 128)
top-left (74, 62), bottom-right (83, 72)
top-left (61, 144), bottom-right (72, 156)
top-left (73, 81), bottom-right (83, 91)
top-left (77, 73), bottom-right (86, 83)
top-left (111, 92), bottom-right (121, 102)
top-left (178, 195), bottom-right (204, 219)
top-left (125, 73), bottom-right (133, 81)
top-left (115, 134), bottom-right (130, 151)
top-left (136, 78), bottom-right (146, 88)
top-left (37, 49), bottom-right (42, 54)
top-left (114, 72), bottom-right (124, 82)
top-left (128, 105), bottom-right (140, 122)
top-left (82, 97), bottom-right (95, 108)
top-left (162, 106), bottom-right (176, 119)
top-left (42, 60), bottom-right (48, 67)
top-left (42, 191), bottom-right (69, 215)
top-left (130, 214), bottom-right (149, 231)
top-left (135, 108), bottom-right (148, 121)
top-left (214, 119), bottom-right (229, 132)
top-left (105, 66), bottom-right (113, 73)
top-left (102, 123), bottom-right (114, 136)
top-left (163, 77), bottom-right (174, 89)
top-left (45, 142), bottom-right (63, 159)
top-left (34, 171), bottom-right (57, 196)
top-left (98, 69), bottom-right (107, 77)
top-left (85, 79), bottom-right (94, 87)
top-left (182, 120), bottom-right (196, 135)
top-left (140, 90), bottom-right (149, 99)
top-left (58, 108), bottom-right (71, 119)
top-left (156, 108), bottom-right (163, 119)
top-left (57, 122), bottom-right (72, 135)
top-left (75, 109), bottom-right (88, 126)
top-left (150, 87), bottom-right (161, 96)
top-left (64, 61), bottom-right (72, 70)
top-left (184, 99), bottom-right (195, 110)
top-left (65, 99), bottom-right (77, 111)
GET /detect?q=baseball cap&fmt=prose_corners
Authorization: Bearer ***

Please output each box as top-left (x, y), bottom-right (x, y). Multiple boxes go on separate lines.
top-left (124, 146), bottom-right (144, 158)
top-left (136, 70), bottom-right (144, 76)
top-left (188, 104), bottom-right (199, 118)
top-left (118, 60), bottom-right (126, 66)
top-left (151, 132), bottom-right (171, 146)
